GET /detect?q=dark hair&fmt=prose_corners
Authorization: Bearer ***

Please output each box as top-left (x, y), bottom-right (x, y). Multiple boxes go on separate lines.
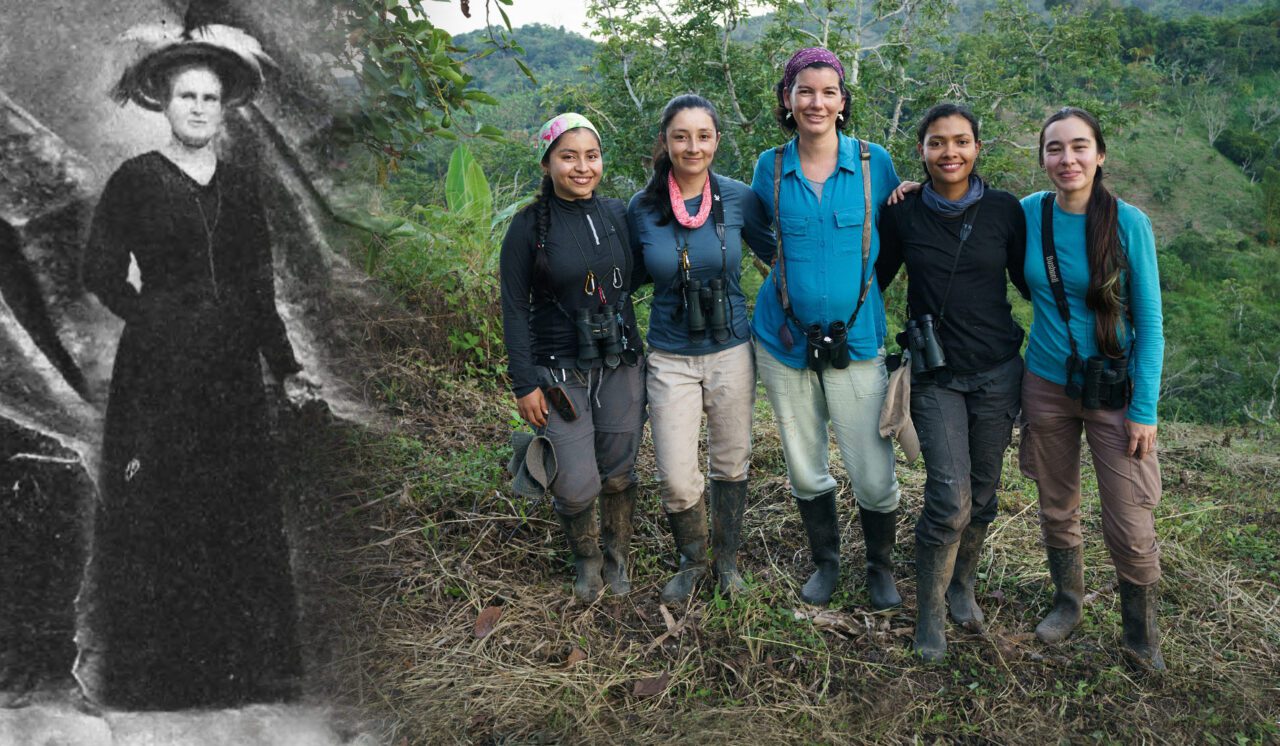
top-left (1038, 106), bottom-right (1128, 358)
top-left (639, 94), bottom-right (722, 226)
top-left (773, 62), bottom-right (852, 134)
top-left (914, 102), bottom-right (981, 183)
top-left (520, 126), bottom-right (601, 298)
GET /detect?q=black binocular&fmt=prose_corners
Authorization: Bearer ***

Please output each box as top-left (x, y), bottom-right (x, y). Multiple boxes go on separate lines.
top-left (682, 277), bottom-right (730, 344)
top-left (805, 320), bottom-right (850, 372)
top-left (904, 314), bottom-right (947, 377)
top-left (575, 306), bottom-right (637, 370)
top-left (1067, 354), bottom-right (1130, 410)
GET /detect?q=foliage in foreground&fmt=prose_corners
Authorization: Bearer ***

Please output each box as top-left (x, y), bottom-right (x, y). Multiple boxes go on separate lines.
top-left (323, 348), bottom-right (1280, 743)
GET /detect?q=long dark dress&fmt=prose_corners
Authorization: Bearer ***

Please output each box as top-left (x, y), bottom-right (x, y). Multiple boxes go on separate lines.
top-left (83, 152), bottom-right (302, 710)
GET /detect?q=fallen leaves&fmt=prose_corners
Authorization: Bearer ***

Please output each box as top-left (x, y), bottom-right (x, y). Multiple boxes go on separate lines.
top-left (565, 646), bottom-right (587, 667)
top-left (474, 605), bottom-right (502, 638)
top-left (632, 672), bottom-right (671, 698)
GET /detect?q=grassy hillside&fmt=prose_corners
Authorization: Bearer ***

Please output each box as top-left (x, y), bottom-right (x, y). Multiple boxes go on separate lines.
top-left (320, 329), bottom-right (1280, 742)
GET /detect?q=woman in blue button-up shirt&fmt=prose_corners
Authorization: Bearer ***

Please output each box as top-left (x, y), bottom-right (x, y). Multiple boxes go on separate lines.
top-left (750, 48), bottom-right (903, 609)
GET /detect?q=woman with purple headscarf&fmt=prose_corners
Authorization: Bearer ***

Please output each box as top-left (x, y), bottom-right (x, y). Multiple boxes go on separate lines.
top-left (750, 48), bottom-right (903, 609)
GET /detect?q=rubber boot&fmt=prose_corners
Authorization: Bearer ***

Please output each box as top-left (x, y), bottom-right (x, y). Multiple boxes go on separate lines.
top-left (1035, 545), bottom-right (1084, 644)
top-left (599, 485), bottom-right (637, 595)
top-left (1118, 579), bottom-right (1167, 671)
top-left (860, 507), bottom-right (902, 610)
top-left (709, 479), bottom-right (749, 595)
top-left (795, 491), bottom-right (840, 606)
top-left (947, 521), bottom-right (989, 632)
top-left (659, 501), bottom-right (708, 604)
top-left (914, 540), bottom-right (960, 662)
top-left (557, 507), bottom-right (604, 603)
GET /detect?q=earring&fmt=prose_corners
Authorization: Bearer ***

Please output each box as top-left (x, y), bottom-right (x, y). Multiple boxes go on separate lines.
top-left (837, 113), bottom-right (845, 123)
top-left (785, 111), bottom-right (793, 121)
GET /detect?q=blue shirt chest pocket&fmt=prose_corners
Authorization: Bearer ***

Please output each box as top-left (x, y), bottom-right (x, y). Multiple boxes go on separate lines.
top-left (779, 216), bottom-right (812, 262)
top-left (833, 207), bottom-right (865, 257)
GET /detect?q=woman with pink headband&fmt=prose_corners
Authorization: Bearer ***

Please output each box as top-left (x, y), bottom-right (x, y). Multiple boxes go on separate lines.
top-left (500, 113), bottom-right (647, 602)
top-left (750, 48), bottom-right (904, 609)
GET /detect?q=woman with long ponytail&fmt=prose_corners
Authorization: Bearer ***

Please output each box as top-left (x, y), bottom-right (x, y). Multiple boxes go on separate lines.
top-left (626, 94), bottom-right (773, 602)
top-left (1020, 107), bottom-right (1166, 670)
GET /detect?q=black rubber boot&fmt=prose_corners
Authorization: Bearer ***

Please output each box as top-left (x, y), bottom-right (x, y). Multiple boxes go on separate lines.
top-left (947, 521), bottom-right (989, 632)
top-left (796, 491), bottom-right (841, 606)
top-left (599, 485), bottom-right (637, 596)
top-left (1118, 579), bottom-right (1167, 671)
top-left (557, 507), bottom-right (604, 603)
top-left (1035, 545), bottom-right (1084, 644)
top-left (659, 501), bottom-right (708, 604)
top-left (860, 507), bottom-right (902, 610)
top-left (914, 539), bottom-right (960, 662)
top-left (710, 479), bottom-right (749, 595)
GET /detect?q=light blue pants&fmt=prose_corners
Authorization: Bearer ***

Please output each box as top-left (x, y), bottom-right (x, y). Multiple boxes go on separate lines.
top-left (755, 341), bottom-right (900, 511)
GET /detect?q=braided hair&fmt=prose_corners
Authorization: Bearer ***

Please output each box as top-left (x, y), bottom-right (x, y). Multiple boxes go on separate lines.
top-left (1038, 107), bottom-right (1128, 358)
top-left (528, 174), bottom-right (556, 298)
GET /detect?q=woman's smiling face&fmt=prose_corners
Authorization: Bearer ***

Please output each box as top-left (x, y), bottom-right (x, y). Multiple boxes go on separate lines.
top-left (664, 107), bottom-right (720, 183)
top-left (919, 114), bottom-right (980, 196)
top-left (543, 128), bottom-right (602, 201)
top-left (784, 65), bottom-right (845, 140)
top-left (1041, 115), bottom-right (1105, 201)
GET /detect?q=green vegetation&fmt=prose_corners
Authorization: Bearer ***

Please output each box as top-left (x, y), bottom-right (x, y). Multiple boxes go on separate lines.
top-left (322, 0), bottom-right (1280, 741)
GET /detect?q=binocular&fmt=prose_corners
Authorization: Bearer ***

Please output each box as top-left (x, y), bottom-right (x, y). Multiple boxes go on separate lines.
top-left (1074, 355), bottom-right (1130, 410)
top-left (575, 306), bottom-right (637, 370)
top-left (805, 320), bottom-right (850, 372)
top-left (905, 314), bottom-right (947, 377)
top-left (682, 277), bottom-right (730, 344)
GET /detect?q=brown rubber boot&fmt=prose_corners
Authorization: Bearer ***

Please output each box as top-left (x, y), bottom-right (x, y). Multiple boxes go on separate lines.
top-left (860, 507), bottom-right (902, 610)
top-left (557, 507), bottom-right (604, 603)
top-left (709, 479), bottom-right (749, 595)
top-left (599, 485), bottom-right (637, 595)
top-left (1035, 545), bottom-right (1084, 644)
top-left (947, 521), bottom-right (989, 632)
top-left (659, 500), bottom-right (708, 604)
top-left (1118, 579), bottom-right (1167, 671)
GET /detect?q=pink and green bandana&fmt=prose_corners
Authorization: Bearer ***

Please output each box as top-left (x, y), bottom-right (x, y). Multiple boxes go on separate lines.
top-left (536, 113), bottom-right (601, 161)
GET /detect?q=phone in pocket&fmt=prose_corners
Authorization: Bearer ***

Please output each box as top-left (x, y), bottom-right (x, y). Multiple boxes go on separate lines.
top-left (544, 383), bottom-right (578, 422)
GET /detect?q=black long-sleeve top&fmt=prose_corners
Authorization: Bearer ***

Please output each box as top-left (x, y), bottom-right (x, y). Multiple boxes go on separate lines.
top-left (83, 152), bottom-right (301, 380)
top-left (500, 193), bottom-right (643, 397)
top-left (876, 188), bottom-right (1029, 375)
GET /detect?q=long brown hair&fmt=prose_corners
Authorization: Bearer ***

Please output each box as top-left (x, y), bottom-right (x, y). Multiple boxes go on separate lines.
top-left (1038, 107), bottom-right (1128, 358)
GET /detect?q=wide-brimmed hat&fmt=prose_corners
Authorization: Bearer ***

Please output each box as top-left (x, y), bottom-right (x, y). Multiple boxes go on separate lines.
top-left (111, 24), bottom-right (274, 111)
top-left (507, 430), bottom-right (558, 498)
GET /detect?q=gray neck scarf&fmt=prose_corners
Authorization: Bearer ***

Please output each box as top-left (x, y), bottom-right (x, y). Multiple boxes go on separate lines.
top-left (921, 176), bottom-right (984, 218)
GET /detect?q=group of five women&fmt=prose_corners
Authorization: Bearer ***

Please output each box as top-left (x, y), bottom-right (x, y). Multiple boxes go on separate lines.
top-left (500, 47), bottom-right (1166, 671)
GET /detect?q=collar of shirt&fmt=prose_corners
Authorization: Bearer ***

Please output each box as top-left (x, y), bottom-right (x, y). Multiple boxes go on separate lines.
top-left (779, 132), bottom-right (864, 179)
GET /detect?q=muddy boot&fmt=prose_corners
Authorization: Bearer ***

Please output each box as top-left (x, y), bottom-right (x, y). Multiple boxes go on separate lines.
top-left (914, 540), bottom-right (960, 662)
top-left (558, 507), bottom-right (604, 603)
top-left (860, 507), bottom-right (902, 610)
top-left (796, 491), bottom-right (841, 606)
top-left (1118, 579), bottom-right (1167, 671)
top-left (599, 486), bottom-right (637, 596)
top-left (709, 479), bottom-right (749, 596)
top-left (659, 501), bottom-right (708, 604)
top-left (1035, 545), bottom-right (1084, 644)
top-left (947, 521), bottom-right (989, 632)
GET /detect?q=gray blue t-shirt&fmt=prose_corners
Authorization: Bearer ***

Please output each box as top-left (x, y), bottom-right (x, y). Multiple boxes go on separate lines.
top-left (627, 175), bottom-right (775, 356)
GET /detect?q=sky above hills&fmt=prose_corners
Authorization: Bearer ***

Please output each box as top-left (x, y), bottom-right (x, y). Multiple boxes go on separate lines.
top-left (425, 0), bottom-right (594, 37)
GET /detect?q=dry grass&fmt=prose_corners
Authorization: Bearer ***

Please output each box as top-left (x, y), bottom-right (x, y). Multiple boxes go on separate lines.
top-left (312, 334), bottom-right (1280, 744)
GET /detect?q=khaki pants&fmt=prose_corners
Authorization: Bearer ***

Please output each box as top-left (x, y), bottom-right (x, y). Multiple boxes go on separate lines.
top-left (1019, 371), bottom-right (1162, 585)
top-left (646, 344), bottom-right (754, 513)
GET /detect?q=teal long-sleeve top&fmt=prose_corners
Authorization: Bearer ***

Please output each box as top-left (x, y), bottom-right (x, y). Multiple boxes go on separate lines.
top-left (749, 134), bottom-right (901, 368)
top-left (1021, 192), bottom-right (1165, 424)
top-left (627, 174), bottom-right (775, 355)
